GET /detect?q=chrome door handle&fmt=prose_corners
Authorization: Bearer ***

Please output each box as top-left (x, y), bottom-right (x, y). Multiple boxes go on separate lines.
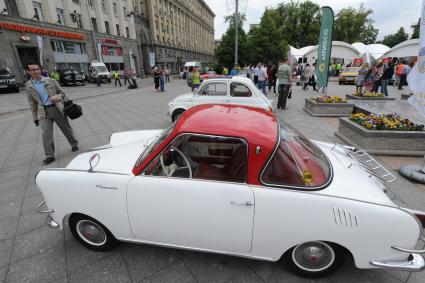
top-left (230, 201), bottom-right (253, 206)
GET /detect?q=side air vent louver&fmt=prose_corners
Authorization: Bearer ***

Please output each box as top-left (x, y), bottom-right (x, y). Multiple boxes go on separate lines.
top-left (332, 207), bottom-right (358, 227)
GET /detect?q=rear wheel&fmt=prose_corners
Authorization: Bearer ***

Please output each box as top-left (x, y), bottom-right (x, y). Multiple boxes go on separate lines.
top-left (171, 109), bottom-right (185, 122)
top-left (284, 241), bottom-right (342, 278)
top-left (69, 214), bottom-right (119, 252)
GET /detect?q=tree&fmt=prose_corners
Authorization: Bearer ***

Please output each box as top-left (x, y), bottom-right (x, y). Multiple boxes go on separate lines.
top-left (247, 9), bottom-right (289, 64)
top-left (215, 13), bottom-right (249, 67)
top-left (272, 0), bottom-right (321, 48)
top-left (381, 27), bottom-right (409, 47)
top-left (333, 4), bottom-right (379, 44)
top-left (411, 18), bottom-right (420, 39)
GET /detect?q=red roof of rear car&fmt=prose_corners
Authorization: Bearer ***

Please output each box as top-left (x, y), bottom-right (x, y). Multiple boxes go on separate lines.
top-left (133, 104), bottom-right (278, 185)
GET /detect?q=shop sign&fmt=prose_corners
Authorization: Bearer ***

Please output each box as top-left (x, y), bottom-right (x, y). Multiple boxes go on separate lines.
top-left (102, 46), bottom-right (109, 55)
top-left (149, 52), bottom-right (156, 67)
top-left (101, 38), bottom-right (121, 45)
top-left (0, 22), bottom-right (84, 40)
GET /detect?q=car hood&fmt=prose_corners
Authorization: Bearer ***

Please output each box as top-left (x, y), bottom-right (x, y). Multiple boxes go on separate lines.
top-left (313, 141), bottom-right (395, 207)
top-left (66, 130), bottom-right (162, 174)
top-left (172, 93), bottom-right (194, 103)
top-left (340, 72), bottom-right (358, 76)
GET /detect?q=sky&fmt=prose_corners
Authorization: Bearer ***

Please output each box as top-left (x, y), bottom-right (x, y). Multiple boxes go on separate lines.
top-left (204, 0), bottom-right (422, 42)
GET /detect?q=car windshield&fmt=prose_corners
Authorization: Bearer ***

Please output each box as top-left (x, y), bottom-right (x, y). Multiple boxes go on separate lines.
top-left (344, 67), bottom-right (359, 73)
top-left (261, 123), bottom-right (331, 188)
top-left (95, 66), bottom-right (108, 72)
top-left (134, 122), bottom-right (176, 168)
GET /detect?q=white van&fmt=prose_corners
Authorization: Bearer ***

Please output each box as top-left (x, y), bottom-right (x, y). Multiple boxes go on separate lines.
top-left (184, 62), bottom-right (202, 69)
top-left (88, 61), bottom-right (111, 83)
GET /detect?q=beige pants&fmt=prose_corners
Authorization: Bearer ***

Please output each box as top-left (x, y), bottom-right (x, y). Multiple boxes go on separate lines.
top-left (40, 106), bottom-right (78, 158)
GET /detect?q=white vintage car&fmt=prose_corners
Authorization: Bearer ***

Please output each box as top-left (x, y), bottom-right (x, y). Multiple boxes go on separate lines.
top-left (36, 104), bottom-right (425, 278)
top-left (167, 76), bottom-right (273, 121)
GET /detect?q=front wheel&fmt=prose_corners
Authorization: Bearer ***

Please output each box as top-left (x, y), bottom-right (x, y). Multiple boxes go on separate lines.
top-left (284, 241), bottom-right (342, 278)
top-left (69, 214), bottom-right (119, 252)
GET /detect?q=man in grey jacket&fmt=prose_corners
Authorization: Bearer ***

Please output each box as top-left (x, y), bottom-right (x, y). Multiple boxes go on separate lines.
top-left (25, 62), bottom-right (78, 164)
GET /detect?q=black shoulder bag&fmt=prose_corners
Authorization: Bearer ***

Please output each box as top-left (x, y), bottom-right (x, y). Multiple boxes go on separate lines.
top-left (63, 95), bottom-right (83, 120)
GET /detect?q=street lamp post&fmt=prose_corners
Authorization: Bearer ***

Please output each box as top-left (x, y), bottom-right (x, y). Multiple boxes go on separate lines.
top-left (234, 0), bottom-right (239, 67)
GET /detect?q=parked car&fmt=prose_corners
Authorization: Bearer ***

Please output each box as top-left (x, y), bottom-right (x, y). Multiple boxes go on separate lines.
top-left (0, 69), bottom-right (19, 92)
top-left (36, 104), bottom-right (425, 278)
top-left (58, 70), bottom-right (85, 86)
top-left (200, 70), bottom-right (222, 81)
top-left (339, 67), bottom-right (360, 85)
top-left (168, 76), bottom-right (273, 122)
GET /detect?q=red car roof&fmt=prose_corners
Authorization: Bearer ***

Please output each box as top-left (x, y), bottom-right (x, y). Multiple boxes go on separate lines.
top-left (133, 104), bottom-right (279, 185)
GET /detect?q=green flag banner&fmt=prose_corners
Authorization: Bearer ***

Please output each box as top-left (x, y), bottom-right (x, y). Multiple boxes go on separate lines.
top-left (316, 7), bottom-right (334, 88)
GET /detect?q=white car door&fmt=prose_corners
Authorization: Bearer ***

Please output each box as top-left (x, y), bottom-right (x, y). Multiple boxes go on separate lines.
top-left (192, 81), bottom-right (228, 106)
top-left (229, 82), bottom-right (269, 110)
top-left (126, 177), bottom-right (254, 253)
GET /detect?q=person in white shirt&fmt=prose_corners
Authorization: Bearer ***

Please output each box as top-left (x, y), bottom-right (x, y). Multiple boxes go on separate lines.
top-left (257, 64), bottom-right (268, 96)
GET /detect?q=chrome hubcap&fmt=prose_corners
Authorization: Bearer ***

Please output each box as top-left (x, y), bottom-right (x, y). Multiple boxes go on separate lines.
top-left (292, 241), bottom-right (335, 272)
top-left (76, 220), bottom-right (107, 246)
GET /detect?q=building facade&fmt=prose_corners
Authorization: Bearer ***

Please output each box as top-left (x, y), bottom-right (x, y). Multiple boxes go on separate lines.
top-left (0, 0), bottom-right (142, 84)
top-left (134, 0), bottom-right (215, 73)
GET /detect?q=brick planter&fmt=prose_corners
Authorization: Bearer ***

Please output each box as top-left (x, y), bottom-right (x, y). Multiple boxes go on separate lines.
top-left (335, 117), bottom-right (425, 156)
top-left (346, 94), bottom-right (396, 100)
top-left (303, 98), bottom-right (354, 117)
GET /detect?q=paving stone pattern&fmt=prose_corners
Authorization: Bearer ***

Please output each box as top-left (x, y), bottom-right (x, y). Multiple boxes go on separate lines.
top-left (0, 79), bottom-right (424, 282)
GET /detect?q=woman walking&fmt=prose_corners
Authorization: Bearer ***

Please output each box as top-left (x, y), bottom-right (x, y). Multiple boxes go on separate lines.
top-left (153, 67), bottom-right (160, 91)
top-left (159, 68), bottom-right (165, 92)
top-left (380, 62), bottom-right (394, 97)
top-left (371, 63), bottom-right (384, 93)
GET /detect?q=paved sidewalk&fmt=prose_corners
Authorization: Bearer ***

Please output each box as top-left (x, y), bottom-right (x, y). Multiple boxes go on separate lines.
top-left (0, 79), bottom-right (424, 282)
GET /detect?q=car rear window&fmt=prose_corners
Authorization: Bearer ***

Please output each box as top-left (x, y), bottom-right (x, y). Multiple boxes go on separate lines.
top-left (261, 124), bottom-right (331, 188)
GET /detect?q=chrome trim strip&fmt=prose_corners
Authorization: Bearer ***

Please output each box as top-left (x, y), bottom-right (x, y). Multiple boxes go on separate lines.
top-left (391, 246), bottom-right (425, 254)
top-left (40, 168), bottom-right (130, 176)
top-left (36, 201), bottom-right (54, 214)
top-left (45, 214), bottom-right (60, 229)
top-left (370, 253), bottom-right (425, 271)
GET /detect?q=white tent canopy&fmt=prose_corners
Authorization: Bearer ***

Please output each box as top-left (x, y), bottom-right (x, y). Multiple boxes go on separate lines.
top-left (379, 39), bottom-right (420, 60)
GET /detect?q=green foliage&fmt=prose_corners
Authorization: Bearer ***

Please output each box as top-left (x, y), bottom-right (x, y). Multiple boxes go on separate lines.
top-left (247, 9), bottom-right (289, 65)
top-left (411, 18), bottom-right (420, 39)
top-left (381, 27), bottom-right (409, 48)
top-left (333, 4), bottom-right (379, 44)
top-left (212, 63), bottom-right (223, 75)
top-left (215, 13), bottom-right (249, 67)
top-left (272, 0), bottom-right (321, 48)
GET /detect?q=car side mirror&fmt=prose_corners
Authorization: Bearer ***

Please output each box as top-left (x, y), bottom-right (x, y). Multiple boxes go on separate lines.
top-left (88, 153), bottom-right (100, 173)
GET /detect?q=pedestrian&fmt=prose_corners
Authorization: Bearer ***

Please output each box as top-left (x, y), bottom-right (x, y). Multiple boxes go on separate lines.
top-left (393, 61), bottom-right (404, 88)
top-left (123, 69), bottom-right (130, 86)
top-left (302, 64), bottom-right (312, 91)
top-left (192, 67), bottom-right (201, 91)
top-left (165, 67), bottom-right (170, 82)
top-left (113, 70), bottom-right (122, 87)
top-left (25, 62), bottom-right (79, 165)
top-left (222, 66), bottom-right (229, 75)
top-left (92, 69), bottom-right (101, 87)
top-left (398, 61), bottom-right (411, 90)
top-left (271, 65), bottom-right (278, 94)
top-left (371, 63), bottom-right (384, 93)
top-left (230, 67), bottom-right (238, 76)
top-left (159, 68), bottom-right (165, 92)
top-left (51, 69), bottom-right (60, 81)
top-left (153, 67), bottom-right (160, 91)
top-left (257, 63), bottom-right (268, 96)
top-left (253, 63), bottom-right (261, 85)
top-left (356, 63), bottom-right (369, 95)
top-left (267, 65), bottom-right (274, 92)
top-left (276, 58), bottom-right (292, 110)
top-left (41, 68), bottom-right (50, 77)
top-left (187, 66), bottom-right (193, 91)
top-left (380, 62), bottom-right (394, 97)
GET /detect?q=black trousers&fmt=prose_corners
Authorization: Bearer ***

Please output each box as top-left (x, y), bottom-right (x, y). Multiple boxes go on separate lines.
top-left (115, 78), bottom-right (121, 86)
top-left (398, 74), bottom-right (407, 89)
top-left (278, 84), bottom-right (290, 109)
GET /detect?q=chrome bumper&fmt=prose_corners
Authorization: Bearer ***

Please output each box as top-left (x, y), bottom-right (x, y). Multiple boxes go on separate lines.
top-left (370, 254), bottom-right (425, 271)
top-left (37, 201), bottom-right (59, 229)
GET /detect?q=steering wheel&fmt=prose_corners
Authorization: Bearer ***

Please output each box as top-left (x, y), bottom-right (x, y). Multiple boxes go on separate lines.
top-left (160, 146), bottom-right (193, 178)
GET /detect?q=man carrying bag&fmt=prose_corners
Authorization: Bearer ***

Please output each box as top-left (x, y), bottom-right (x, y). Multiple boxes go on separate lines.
top-left (25, 62), bottom-right (79, 165)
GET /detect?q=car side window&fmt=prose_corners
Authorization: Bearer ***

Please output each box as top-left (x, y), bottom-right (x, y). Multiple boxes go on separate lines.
top-left (199, 83), bottom-right (227, 96)
top-left (144, 134), bottom-right (248, 183)
top-left (230, 83), bottom-right (252, 97)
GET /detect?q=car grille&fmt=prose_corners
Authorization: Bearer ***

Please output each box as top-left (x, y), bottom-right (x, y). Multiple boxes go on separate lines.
top-left (0, 79), bottom-right (11, 85)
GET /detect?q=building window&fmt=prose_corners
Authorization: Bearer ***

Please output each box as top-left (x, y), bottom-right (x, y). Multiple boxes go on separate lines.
top-left (123, 7), bottom-right (127, 18)
top-left (91, 18), bottom-right (98, 32)
top-left (88, 0), bottom-right (93, 7)
top-left (113, 2), bottom-right (117, 16)
top-left (126, 27), bottom-right (129, 38)
top-left (63, 41), bottom-right (86, 54)
top-left (101, 0), bottom-right (106, 12)
top-left (32, 2), bottom-right (44, 21)
top-left (72, 0), bottom-right (80, 3)
top-left (50, 40), bottom-right (64, 52)
top-left (72, 13), bottom-right (83, 28)
top-left (116, 24), bottom-right (120, 36)
top-left (105, 21), bottom-right (110, 34)
top-left (56, 8), bottom-right (65, 25)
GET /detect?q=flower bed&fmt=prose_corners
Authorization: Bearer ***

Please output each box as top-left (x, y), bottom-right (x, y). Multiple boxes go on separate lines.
top-left (312, 95), bottom-right (348, 103)
top-left (350, 113), bottom-right (424, 131)
top-left (346, 92), bottom-right (395, 100)
top-left (303, 97), bottom-right (354, 117)
top-left (335, 115), bottom-right (425, 156)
